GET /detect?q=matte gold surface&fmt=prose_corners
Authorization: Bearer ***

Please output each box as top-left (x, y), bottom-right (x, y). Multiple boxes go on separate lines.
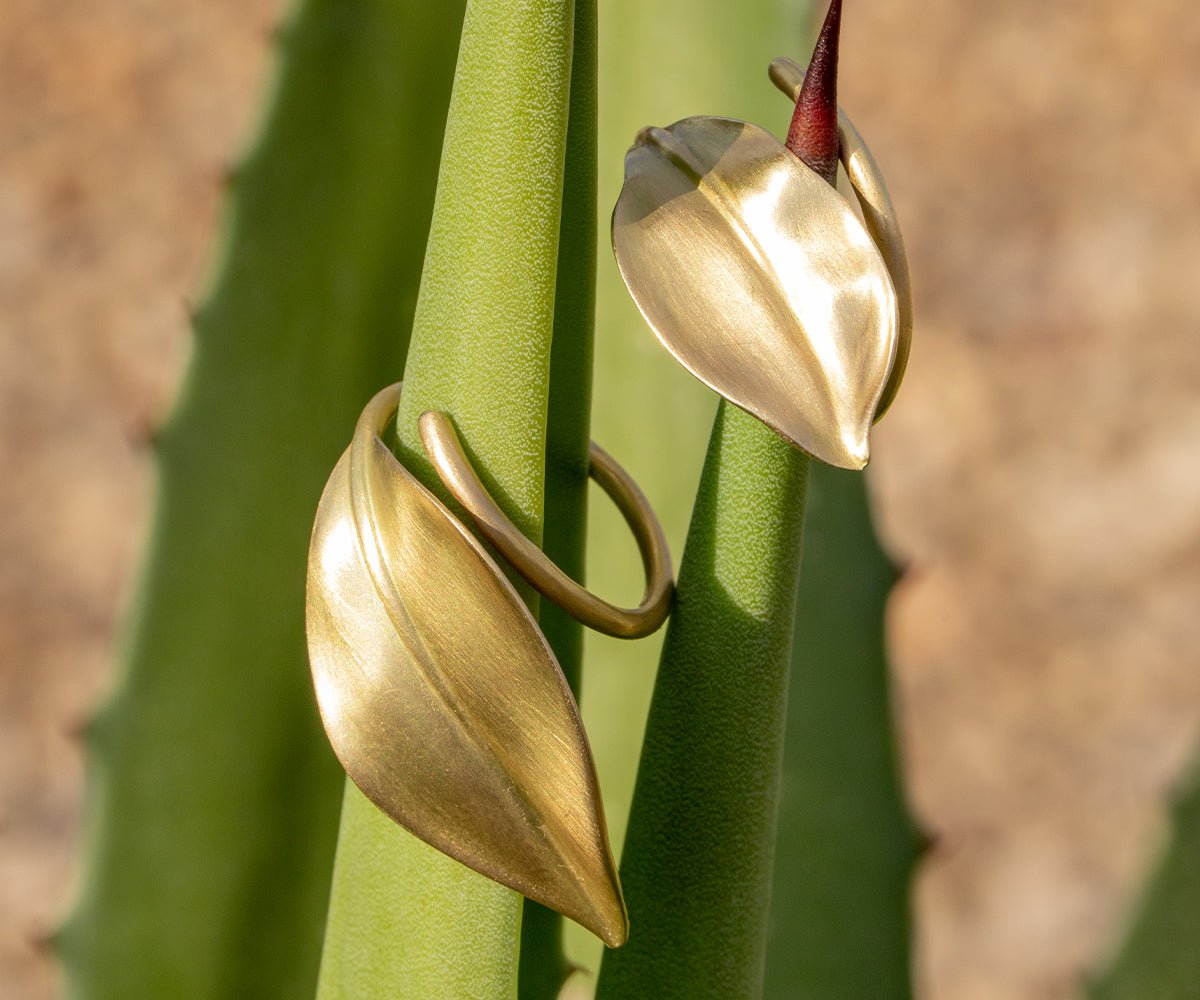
top-left (769, 55), bottom-right (913, 418)
top-left (305, 383), bottom-right (627, 947)
top-left (419, 410), bottom-right (673, 640)
top-left (612, 115), bottom-right (899, 469)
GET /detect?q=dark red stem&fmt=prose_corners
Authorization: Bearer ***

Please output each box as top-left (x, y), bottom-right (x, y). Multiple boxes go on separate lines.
top-left (785, 0), bottom-right (842, 186)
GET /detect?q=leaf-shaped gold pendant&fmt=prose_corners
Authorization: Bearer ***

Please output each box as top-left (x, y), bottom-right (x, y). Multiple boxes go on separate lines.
top-left (612, 116), bottom-right (898, 469)
top-left (305, 384), bottom-right (627, 947)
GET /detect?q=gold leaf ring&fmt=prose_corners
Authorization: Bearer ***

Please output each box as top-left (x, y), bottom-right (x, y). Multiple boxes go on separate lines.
top-left (306, 382), bottom-right (674, 947)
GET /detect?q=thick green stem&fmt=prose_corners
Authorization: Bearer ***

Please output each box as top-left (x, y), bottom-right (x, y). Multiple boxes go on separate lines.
top-left (765, 464), bottom-right (921, 999)
top-left (315, 1), bottom-right (575, 997)
top-left (596, 403), bottom-right (809, 998)
top-left (519, 0), bottom-right (598, 996)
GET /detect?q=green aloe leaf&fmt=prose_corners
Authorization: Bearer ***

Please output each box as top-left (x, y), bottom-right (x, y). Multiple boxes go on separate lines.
top-left (1088, 761), bottom-right (1200, 1000)
top-left (59, 1), bottom-right (465, 997)
top-left (765, 463), bottom-right (922, 1000)
top-left (314, 0), bottom-right (576, 996)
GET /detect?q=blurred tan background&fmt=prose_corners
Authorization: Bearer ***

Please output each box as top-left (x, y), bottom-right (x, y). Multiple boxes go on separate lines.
top-left (2, 1), bottom-right (1199, 999)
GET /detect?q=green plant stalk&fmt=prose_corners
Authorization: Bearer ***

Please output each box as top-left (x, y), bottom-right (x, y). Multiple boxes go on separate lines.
top-left (518, 0), bottom-right (597, 995)
top-left (765, 463), bottom-right (921, 999)
top-left (596, 402), bottom-right (810, 998)
top-left (314, 1), bottom-right (575, 997)
top-left (1088, 761), bottom-right (1200, 999)
top-left (58, 1), bottom-right (464, 996)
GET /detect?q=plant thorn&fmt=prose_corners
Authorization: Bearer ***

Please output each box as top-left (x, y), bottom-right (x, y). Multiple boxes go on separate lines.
top-left (125, 414), bottom-right (161, 452)
top-left (915, 826), bottom-right (940, 858)
top-left (786, 0), bottom-right (842, 186)
top-left (891, 557), bottom-right (917, 587)
top-left (63, 714), bottom-right (91, 743)
top-left (28, 925), bottom-right (60, 956)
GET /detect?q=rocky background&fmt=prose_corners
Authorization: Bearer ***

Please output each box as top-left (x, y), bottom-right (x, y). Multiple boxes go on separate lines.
top-left (2, 1), bottom-right (1198, 998)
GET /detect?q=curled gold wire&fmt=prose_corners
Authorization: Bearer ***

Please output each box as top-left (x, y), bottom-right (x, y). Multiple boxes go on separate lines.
top-left (419, 409), bottom-right (674, 639)
top-left (769, 56), bottom-right (913, 419)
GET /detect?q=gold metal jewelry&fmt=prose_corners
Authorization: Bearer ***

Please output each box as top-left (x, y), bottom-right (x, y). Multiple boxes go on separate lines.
top-left (768, 55), bottom-right (913, 420)
top-left (611, 61), bottom-right (913, 470)
top-left (419, 410), bottom-right (672, 639)
top-left (306, 382), bottom-right (675, 949)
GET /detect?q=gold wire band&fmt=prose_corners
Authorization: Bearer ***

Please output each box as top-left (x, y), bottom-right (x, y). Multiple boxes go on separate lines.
top-left (419, 409), bottom-right (673, 640)
top-left (767, 56), bottom-right (913, 420)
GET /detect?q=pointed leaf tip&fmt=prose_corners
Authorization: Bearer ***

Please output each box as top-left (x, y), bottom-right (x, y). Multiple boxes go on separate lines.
top-left (787, 0), bottom-right (843, 184)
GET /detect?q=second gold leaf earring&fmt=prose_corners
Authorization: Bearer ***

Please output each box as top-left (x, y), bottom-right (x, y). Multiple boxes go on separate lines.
top-left (611, 58), bottom-right (912, 469)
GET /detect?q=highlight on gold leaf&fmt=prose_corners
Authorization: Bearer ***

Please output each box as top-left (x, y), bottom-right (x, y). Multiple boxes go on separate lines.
top-left (612, 115), bottom-right (900, 470)
top-left (305, 383), bottom-right (628, 948)
top-left (769, 55), bottom-right (913, 419)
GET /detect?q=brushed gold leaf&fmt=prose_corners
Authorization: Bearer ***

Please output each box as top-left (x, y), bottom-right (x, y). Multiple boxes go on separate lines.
top-left (305, 385), bottom-right (627, 947)
top-left (767, 57), bottom-right (914, 422)
top-left (612, 116), bottom-right (898, 469)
